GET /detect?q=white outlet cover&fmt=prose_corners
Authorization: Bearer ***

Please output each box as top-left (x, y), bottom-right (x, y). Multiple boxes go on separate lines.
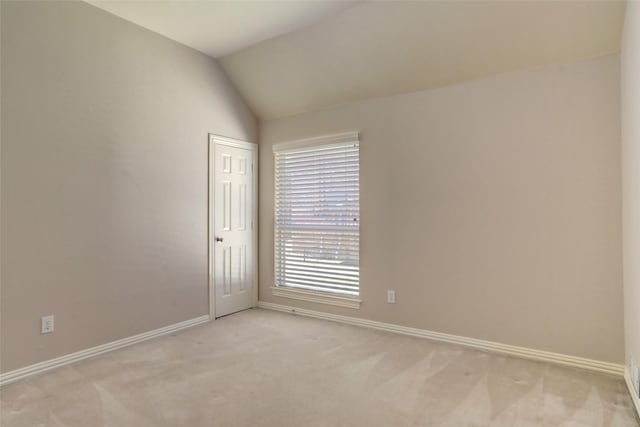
top-left (387, 290), bottom-right (396, 303)
top-left (41, 315), bottom-right (54, 334)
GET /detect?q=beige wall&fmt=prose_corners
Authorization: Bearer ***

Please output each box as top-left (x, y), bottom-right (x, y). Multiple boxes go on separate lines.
top-left (622, 1), bottom-right (640, 373)
top-left (0, 1), bottom-right (256, 373)
top-left (260, 55), bottom-right (624, 363)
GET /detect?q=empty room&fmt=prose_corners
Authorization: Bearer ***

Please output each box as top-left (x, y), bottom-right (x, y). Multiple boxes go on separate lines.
top-left (1, 0), bottom-right (640, 425)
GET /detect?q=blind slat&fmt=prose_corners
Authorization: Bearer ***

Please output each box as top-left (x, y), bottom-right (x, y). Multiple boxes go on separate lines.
top-left (275, 257), bottom-right (360, 271)
top-left (275, 157), bottom-right (359, 170)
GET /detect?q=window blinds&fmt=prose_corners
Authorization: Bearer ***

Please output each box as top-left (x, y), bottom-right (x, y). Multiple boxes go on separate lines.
top-left (274, 137), bottom-right (360, 296)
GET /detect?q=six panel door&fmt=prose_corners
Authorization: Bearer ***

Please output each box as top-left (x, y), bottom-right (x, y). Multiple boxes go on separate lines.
top-left (214, 143), bottom-right (255, 317)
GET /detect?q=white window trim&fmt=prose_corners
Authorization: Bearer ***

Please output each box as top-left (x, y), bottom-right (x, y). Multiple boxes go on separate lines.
top-left (270, 286), bottom-right (362, 309)
top-left (272, 131), bottom-right (361, 309)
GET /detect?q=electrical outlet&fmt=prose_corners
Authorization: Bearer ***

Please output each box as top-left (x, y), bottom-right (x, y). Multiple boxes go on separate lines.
top-left (41, 315), bottom-right (54, 334)
top-left (387, 290), bottom-right (396, 304)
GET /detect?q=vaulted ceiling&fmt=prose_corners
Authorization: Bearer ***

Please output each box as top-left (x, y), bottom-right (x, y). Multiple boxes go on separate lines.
top-left (86, 1), bottom-right (626, 120)
top-left (86, 1), bottom-right (360, 57)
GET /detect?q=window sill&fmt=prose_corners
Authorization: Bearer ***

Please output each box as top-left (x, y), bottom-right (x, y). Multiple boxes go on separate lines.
top-left (270, 286), bottom-right (361, 309)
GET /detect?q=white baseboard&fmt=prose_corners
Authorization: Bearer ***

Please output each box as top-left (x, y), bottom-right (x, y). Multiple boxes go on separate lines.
top-left (624, 368), bottom-right (640, 420)
top-left (258, 301), bottom-right (624, 377)
top-left (0, 315), bottom-right (210, 387)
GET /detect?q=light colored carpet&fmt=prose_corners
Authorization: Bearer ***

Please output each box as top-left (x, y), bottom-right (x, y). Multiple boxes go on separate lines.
top-left (1, 308), bottom-right (638, 427)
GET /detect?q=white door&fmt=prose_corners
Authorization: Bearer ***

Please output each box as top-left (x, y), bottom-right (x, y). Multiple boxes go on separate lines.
top-left (211, 136), bottom-right (256, 318)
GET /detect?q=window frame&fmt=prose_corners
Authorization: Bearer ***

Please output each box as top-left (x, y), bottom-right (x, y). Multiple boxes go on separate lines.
top-left (271, 131), bottom-right (362, 309)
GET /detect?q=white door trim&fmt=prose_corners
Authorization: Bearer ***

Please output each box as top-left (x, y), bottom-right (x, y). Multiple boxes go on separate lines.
top-left (208, 134), bottom-right (258, 320)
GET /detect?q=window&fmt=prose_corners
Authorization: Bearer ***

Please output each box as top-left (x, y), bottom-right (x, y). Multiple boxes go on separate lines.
top-left (273, 132), bottom-right (360, 308)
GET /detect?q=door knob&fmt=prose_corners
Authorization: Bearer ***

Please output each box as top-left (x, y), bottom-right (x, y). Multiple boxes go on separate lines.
top-left (215, 236), bottom-right (224, 243)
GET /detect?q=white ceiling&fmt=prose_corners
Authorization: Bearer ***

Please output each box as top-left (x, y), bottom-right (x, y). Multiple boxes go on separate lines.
top-left (86, 1), bottom-right (626, 120)
top-left (86, 1), bottom-right (359, 57)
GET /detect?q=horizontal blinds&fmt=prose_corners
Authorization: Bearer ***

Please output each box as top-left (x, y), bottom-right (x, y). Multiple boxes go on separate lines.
top-left (274, 141), bottom-right (360, 296)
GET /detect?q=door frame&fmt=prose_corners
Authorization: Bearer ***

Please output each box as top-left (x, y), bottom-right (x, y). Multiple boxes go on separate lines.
top-left (208, 133), bottom-right (259, 320)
